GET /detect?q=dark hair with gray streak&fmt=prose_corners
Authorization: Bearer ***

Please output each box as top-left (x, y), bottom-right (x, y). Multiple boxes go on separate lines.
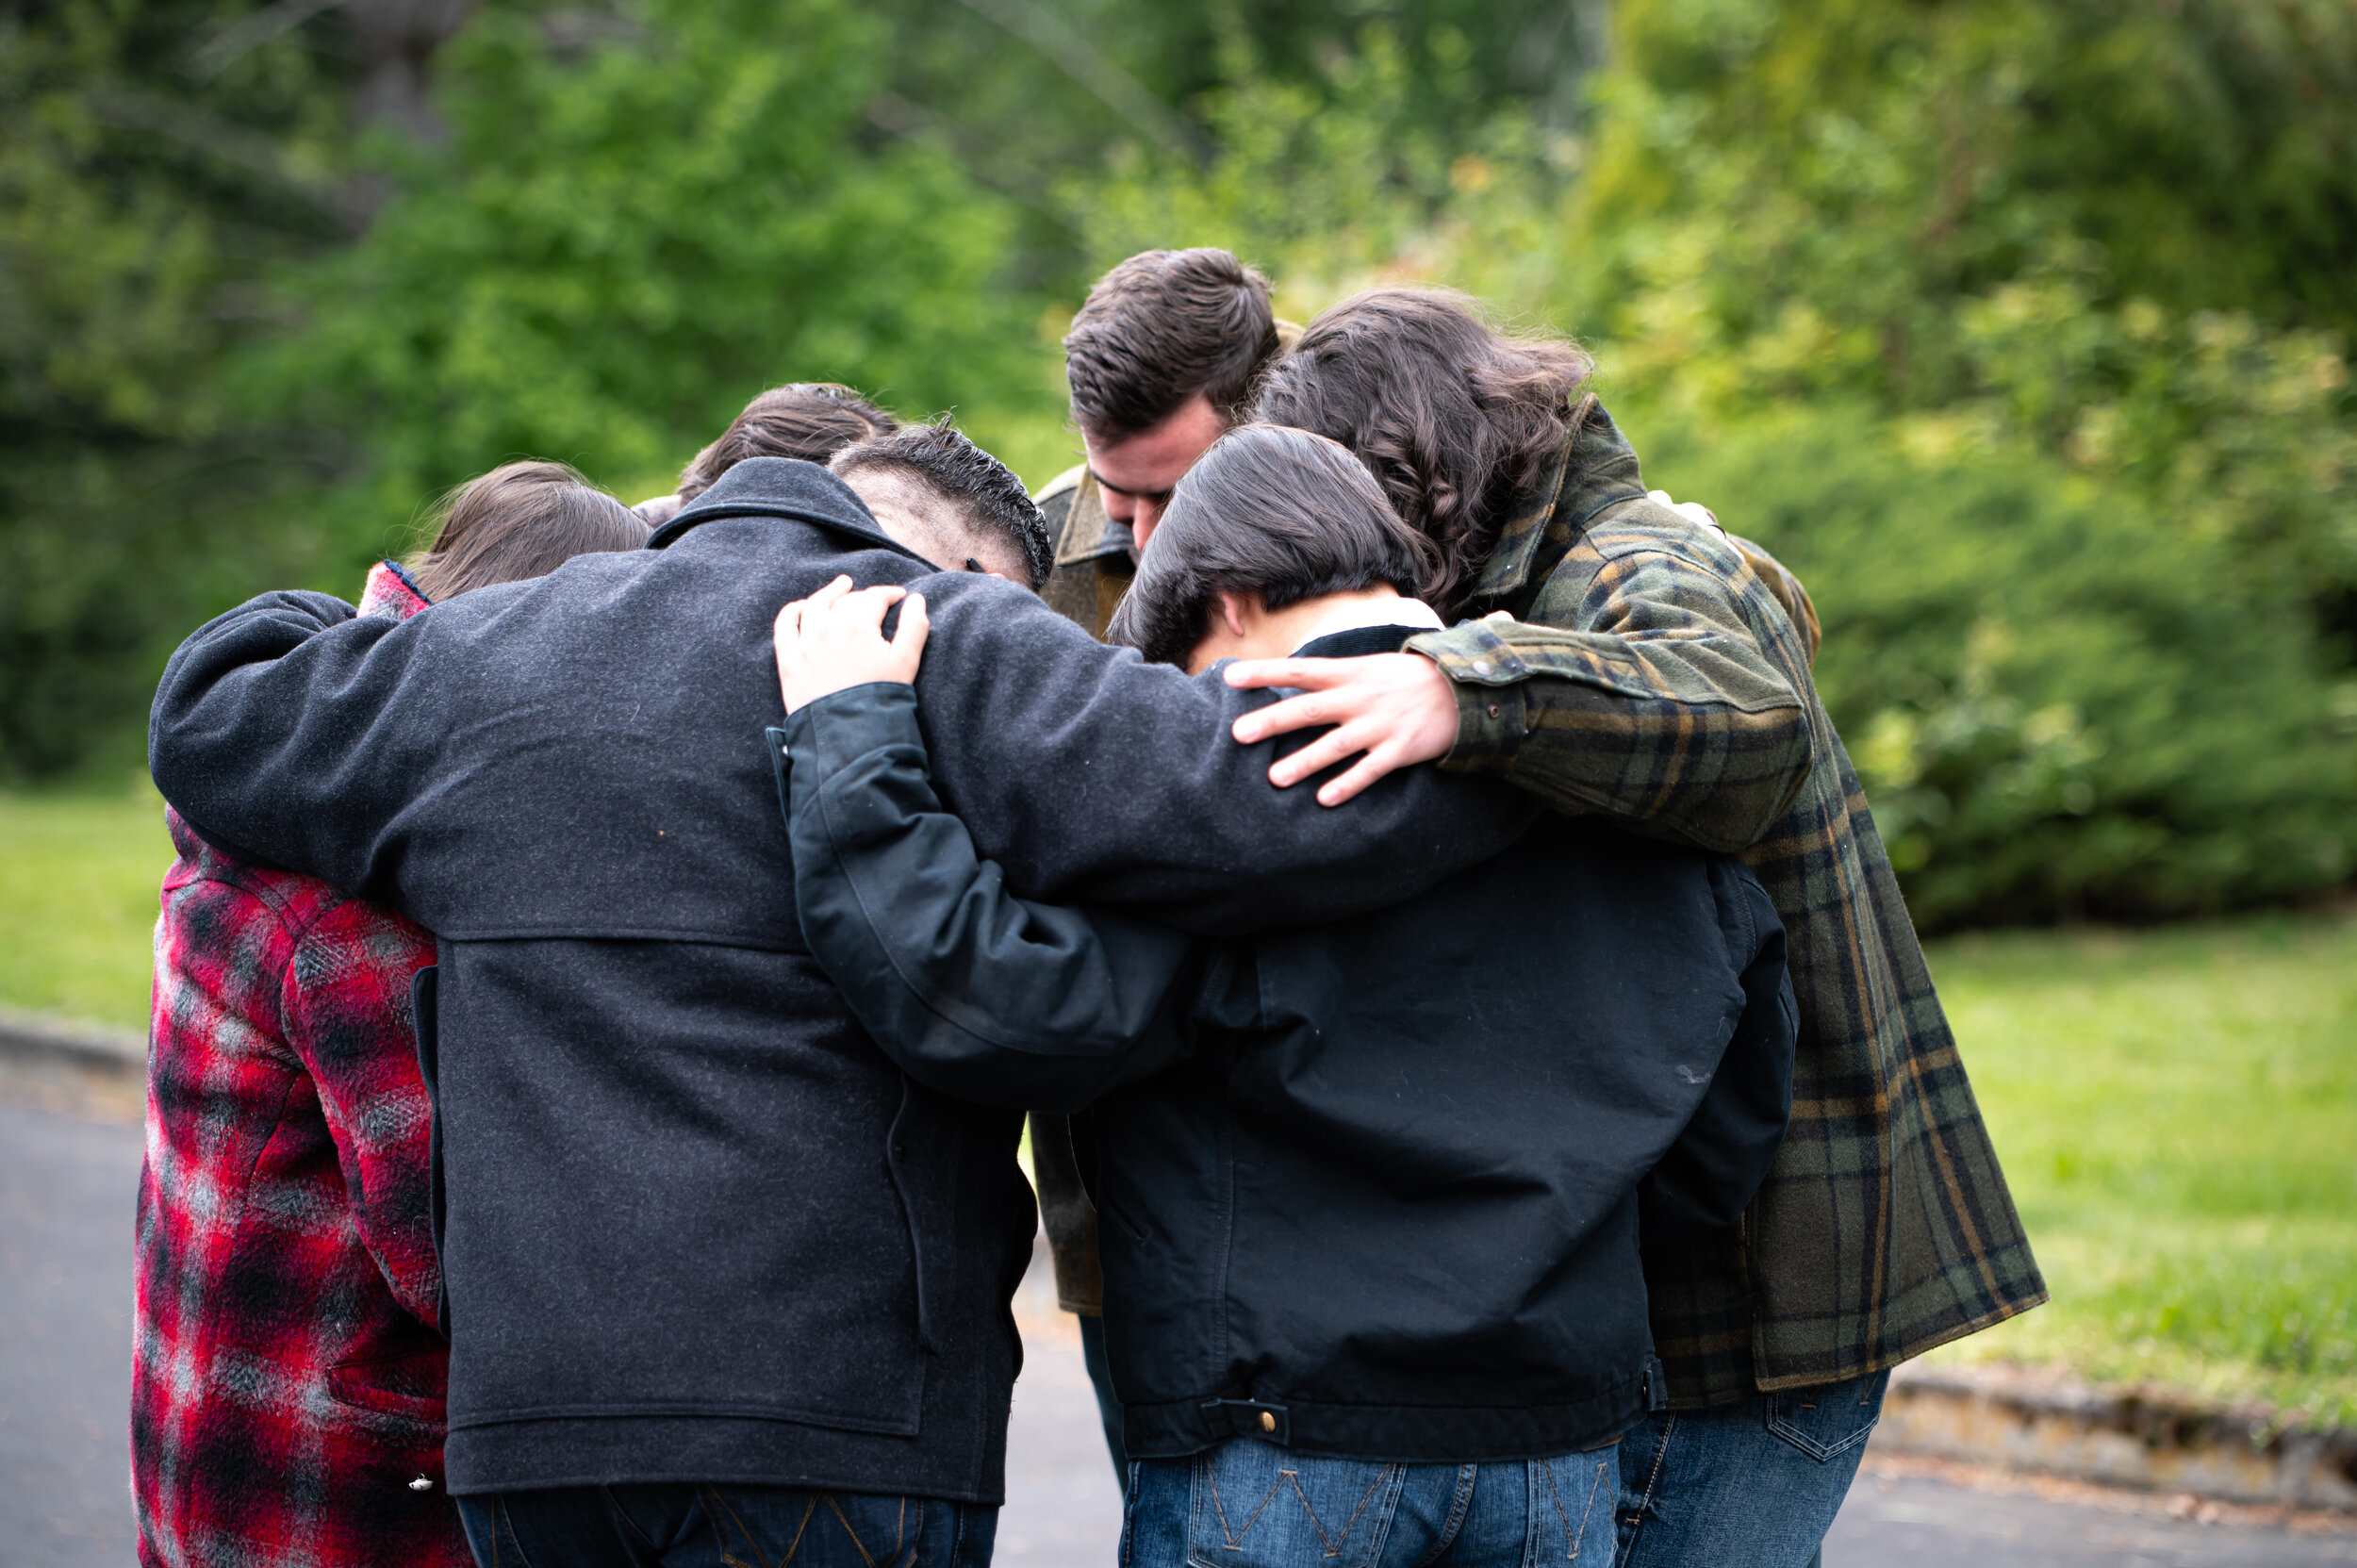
top-left (408, 461), bottom-right (647, 602)
top-left (830, 423), bottom-right (1053, 589)
top-left (1107, 425), bottom-right (1438, 668)
top-left (1252, 288), bottom-right (1595, 612)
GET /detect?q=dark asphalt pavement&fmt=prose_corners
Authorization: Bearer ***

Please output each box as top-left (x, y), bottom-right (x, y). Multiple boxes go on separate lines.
top-left (7, 1084), bottom-right (2354, 1567)
top-left (1, 1095), bottom-right (140, 1567)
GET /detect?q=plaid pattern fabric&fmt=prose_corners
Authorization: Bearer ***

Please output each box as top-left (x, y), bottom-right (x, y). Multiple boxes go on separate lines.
top-left (134, 561), bottom-right (470, 1568)
top-left (1405, 407), bottom-right (2045, 1405)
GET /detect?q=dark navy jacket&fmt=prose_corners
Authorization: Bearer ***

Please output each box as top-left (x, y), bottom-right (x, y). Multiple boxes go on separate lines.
top-left (777, 638), bottom-right (1798, 1463)
top-left (144, 460), bottom-right (1536, 1502)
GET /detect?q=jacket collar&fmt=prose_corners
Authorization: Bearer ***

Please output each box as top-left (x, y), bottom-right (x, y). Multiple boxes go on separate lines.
top-left (646, 456), bottom-right (928, 568)
top-left (1050, 469), bottom-right (1146, 569)
top-left (1465, 404), bottom-right (1649, 604)
top-left (357, 559), bottom-right (432, 619)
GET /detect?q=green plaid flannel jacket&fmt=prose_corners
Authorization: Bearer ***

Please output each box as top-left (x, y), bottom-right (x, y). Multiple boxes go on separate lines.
top-left (1404, 406), bottom-right (2046, 1405)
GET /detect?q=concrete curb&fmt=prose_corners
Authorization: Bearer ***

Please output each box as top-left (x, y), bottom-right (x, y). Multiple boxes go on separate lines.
top-left (1877, 1362), bottom-right (2357, 1512)
top-left (0, 1009), bottom-right (147, 1084)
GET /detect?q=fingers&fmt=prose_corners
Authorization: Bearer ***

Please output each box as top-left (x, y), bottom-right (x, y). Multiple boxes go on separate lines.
top-left (1315, 745), bottom-right (1405, 807)
top-left (1231, 688), bottom-right (1350, 745)
top-left (788, 581), bottom-right (904, 642)
top-left (1265, 721), bottom-right (1380, 789)
top-left (893, 591), bottom-right (930, 659)
top-left (1223, 658), bottom-right (1352, 693)
top-left (838, 583), bottom-right (906, 636)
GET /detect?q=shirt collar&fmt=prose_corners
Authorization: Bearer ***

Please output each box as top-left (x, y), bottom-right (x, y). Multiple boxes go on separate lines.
top-left (1289, 596), bottom-right (1443, 652)
top-left (1464, 404), bottom-right (1648, 603)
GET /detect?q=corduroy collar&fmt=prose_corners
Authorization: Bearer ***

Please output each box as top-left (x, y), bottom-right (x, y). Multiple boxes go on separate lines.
top-left (1463, 404), bottom-right (1649, 604)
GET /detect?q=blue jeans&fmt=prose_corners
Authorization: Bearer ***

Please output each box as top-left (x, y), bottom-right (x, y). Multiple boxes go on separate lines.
top-left (1614, 1369), bottom-right (1888, 1568)
top-left (455, 1483), bottom-right (998, 1568)
top-left (1123, 1438), bottom-right (1622, 1568)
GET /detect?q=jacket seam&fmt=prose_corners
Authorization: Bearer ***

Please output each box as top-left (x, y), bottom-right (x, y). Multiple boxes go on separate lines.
top-left (809, 769), bottom-right (1139, 1060)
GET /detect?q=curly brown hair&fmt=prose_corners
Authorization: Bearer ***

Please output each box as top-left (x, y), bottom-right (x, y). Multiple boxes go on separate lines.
top-left (1252, 289), bottom-right (1595, 612)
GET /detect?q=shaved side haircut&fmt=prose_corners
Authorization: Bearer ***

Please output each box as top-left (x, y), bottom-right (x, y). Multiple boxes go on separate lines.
top-left (831, 424), bottom-right (1054, 589)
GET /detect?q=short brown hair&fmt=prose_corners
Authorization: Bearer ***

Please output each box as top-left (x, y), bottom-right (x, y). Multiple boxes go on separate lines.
top-left (1063, 248), bottom-right (1280, 440)
top-left (407, 461), bottom-right (648, 601)
top-left (830, 423), bottom-right (1053, 589)
top-left (1253, 289), bottom-right (1596, 612)
top-left (677, 383), bottom-right (898, 502)
top-left (1106, 425), bottom-right (1437, 668)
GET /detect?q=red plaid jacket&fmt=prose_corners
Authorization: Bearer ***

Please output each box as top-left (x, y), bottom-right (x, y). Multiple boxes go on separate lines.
top-left (134, 563), bottom-right (472, 1568)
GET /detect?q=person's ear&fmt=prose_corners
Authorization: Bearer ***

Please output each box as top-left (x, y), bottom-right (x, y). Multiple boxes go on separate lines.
top-left (1216, 589), bottom-right (1252, 639)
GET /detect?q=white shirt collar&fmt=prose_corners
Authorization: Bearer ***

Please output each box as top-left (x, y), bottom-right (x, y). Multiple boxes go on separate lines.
top-left (1289, 596), bottom-right (1444, 654)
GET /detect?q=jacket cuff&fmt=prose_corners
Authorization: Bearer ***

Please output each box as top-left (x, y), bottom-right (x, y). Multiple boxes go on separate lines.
top-left (779, 683), bottom-right (927, 783)
top-left (1403, 625), bottom-right (1529, 773)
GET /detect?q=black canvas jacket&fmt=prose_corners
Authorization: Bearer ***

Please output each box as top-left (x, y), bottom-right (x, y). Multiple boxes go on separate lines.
top-left (777, 633), bottom-right (1798, 1463)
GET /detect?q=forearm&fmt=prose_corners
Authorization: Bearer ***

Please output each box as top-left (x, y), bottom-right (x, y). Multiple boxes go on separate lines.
top-left (1641, 867), bottom-right (1796, 1243)
top-left (782, 685), bottom-right (1198, 1112)
top-left (148, 592), bottom-right (419, 896)
top-left (908, 573), bottom-right (1538, 934)
top-left (282, 933), bottom-right (444, 1328)
top-left (1405, 557), bottom-right (1812, 856)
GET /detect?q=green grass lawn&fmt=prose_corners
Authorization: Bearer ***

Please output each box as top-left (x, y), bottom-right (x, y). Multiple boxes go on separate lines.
top-left (1919, 915), bottom-right (2357, 1428)
top-left (4, 787), bottom-right (2352, 1423)
top-left (0, 788), bottom-right (174, 1032)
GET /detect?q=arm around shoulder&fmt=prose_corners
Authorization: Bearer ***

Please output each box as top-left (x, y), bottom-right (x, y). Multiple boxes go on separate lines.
top-left (780, 682), bottom-right (1199, 1112)
top-left (1405, 547), bottom-right (1813, 855)
top-left (149, 590), bottom-right (428, 899)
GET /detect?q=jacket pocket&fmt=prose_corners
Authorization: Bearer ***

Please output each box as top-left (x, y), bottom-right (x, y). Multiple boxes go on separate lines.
top-left (885, 1079), bottom-right (953, 1355)
top-left (1764, 1370), bottom-right (1888, 1462)
top-left (409, 963), bottom-right (448, 1334)
top-left (327, 1348), bottom-right (450, 1429)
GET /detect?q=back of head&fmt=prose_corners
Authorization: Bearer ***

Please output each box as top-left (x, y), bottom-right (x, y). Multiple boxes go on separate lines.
top-left (677, 384), bottom-right (898, 503)
top-left (1107, 425), bottom-right (1438, 668)
top-left (1253, 288), bottom-right (1594, 612)
top-left (829, 423), bottom-right (1053, 589)
top-left (1063, 248), bottom-right (1280, 440)
top-left (408, 461), bottom-right (650, 600)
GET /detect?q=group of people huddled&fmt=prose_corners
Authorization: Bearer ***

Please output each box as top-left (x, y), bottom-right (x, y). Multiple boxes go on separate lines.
top-left (134, 250), bottom-right (2043, 1568)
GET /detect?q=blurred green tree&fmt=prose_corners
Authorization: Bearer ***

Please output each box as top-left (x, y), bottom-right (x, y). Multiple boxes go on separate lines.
top-left (5, 0), bottom-right (2352, 928)
top-left (0, 0), bottom-right (361, 778)
top-left (255, 0), bottom-right (1062, 528)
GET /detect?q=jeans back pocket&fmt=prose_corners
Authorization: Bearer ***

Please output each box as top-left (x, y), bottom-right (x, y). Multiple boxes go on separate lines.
top-left (1187, 1440), bottom-right (1405, 1568)
top-left (1763, 1369), bottom-right (1889, 1462)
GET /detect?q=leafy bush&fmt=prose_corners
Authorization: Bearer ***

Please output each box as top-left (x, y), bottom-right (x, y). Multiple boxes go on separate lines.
top-left (1645, 410), bottom-right (2356, 928)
